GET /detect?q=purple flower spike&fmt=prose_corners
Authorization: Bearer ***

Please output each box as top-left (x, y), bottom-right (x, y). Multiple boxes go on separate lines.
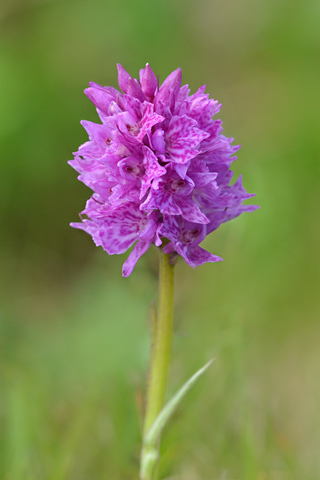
top-left (70, 64), bottom-right (258, 276)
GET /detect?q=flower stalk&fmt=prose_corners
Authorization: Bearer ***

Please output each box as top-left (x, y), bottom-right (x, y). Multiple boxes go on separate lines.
top-left (140, 251), bottom-right (174, 479)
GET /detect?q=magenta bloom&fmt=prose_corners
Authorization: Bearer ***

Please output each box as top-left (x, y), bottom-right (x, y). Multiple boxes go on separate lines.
top-left (70, 64), bottom-right (258, 276)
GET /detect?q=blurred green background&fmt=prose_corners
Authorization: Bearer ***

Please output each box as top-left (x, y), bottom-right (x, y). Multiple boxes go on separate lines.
top-left (0, 0), bottom-right (319, 479)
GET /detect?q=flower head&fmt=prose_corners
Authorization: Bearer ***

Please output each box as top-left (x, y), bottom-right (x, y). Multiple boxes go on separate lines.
top-left (70, 64), bottom-right (258, 276)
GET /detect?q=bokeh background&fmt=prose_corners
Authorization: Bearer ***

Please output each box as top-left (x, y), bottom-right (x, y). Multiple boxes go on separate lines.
top-left (1, 0), bottom-right (319, 479)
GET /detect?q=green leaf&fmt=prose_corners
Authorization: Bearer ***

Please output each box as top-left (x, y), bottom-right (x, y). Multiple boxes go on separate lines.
top-left (140, 359), bottom-right (214, 479)
top-left (144, 359), bottom-right (215, 448)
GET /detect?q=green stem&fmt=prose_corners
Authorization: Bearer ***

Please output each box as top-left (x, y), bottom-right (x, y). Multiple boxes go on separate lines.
top-left (144, 251), bottom-right (174, 432)
top-left (140, 251), bottom-right (174, 479)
